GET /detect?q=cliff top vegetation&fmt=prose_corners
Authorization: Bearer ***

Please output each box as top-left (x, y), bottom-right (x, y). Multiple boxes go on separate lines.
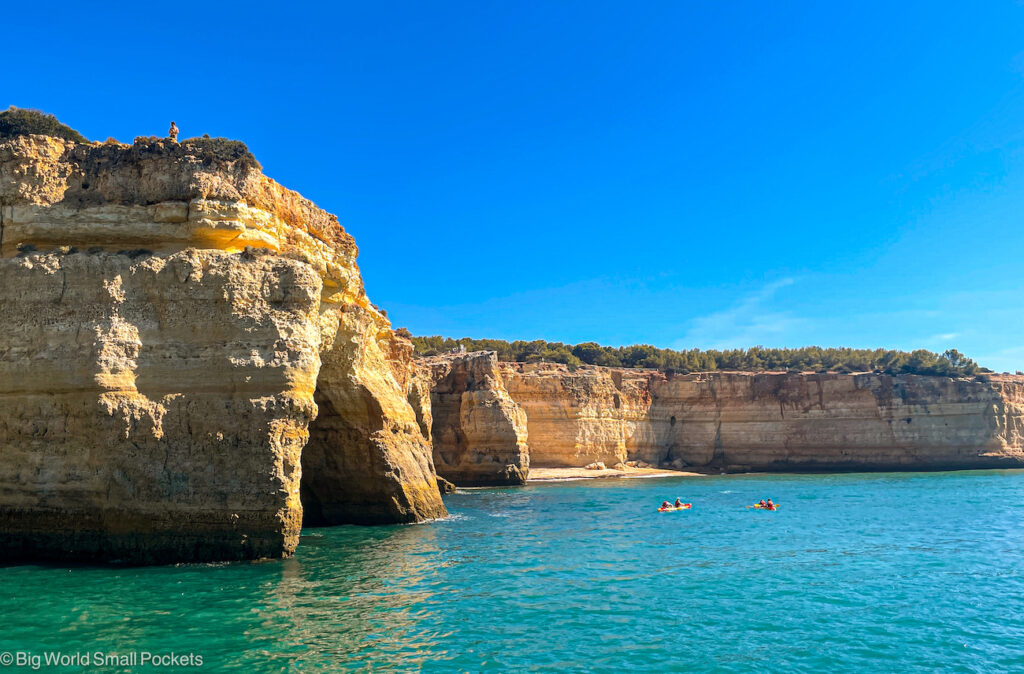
top-left (411, 336), bottom-right (986, 377)
top-left (179, 136), bottom-right (261, 170)
top-left (0, 107), bottom-right (260, 170)
top-left (117, 136), bottom-right (261, 171)
top-left (0, 107), bottom-right (88, 143)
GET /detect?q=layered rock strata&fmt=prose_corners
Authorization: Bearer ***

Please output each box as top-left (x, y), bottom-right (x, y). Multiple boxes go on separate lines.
top-left (500, 364), bottom-right (651, 468)
top-left (415, 352), bottom-right (529, 485)
top-left (0, 135), bottom-right (446, 564)
top-left (498, 363), bottom-right (1024, 472)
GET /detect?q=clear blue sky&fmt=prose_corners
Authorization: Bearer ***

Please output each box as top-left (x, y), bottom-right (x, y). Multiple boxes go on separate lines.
top-left (6, 1), bottom-right (1024, 371)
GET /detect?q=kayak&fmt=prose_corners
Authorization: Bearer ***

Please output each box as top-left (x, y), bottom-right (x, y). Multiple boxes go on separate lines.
top-left (748, 504), bottom-right (779, 510)
top-left (657, 504), bottom-right (692, 512)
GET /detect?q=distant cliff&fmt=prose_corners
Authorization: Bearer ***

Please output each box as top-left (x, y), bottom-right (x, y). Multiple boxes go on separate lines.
top-left (0, 135), bottom-right (446, 564)
top-left (414, 353), bottom-right (1024, 479)
top-left (500, 363), bottom-right (1024, 471)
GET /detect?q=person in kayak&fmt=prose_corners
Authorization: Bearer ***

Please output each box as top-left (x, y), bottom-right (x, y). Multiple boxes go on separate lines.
top-left (758, 499), bottom-right (767, 508)
top-left (765, 499), bottom-right (775, 510)
top-left (673, 498), bottom-right (685, 508)
top-left (660, 501), bottom-right (672, 510)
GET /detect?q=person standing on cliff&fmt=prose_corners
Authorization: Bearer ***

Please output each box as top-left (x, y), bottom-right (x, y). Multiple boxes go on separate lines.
top-left (168, 121), bottom-right (179, 143)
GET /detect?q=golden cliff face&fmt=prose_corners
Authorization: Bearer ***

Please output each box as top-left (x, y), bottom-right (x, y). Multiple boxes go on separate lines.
top-left (416, 352), bottom-right (529, 486)
top-left (499, 363), bottom-right (651, 468)
top-left (0, 135), bottom-right (445, 563)
top-left (498, 363), bottom-right (1024, 471)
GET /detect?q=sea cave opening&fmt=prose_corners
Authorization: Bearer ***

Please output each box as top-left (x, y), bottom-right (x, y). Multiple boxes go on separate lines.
top-left (299, 386), bottom-right (338, 527)
top-left (298, 356), bottom-right (385, 528)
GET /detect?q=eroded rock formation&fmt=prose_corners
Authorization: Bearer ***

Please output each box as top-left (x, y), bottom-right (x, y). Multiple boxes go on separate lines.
top-left (500, 364), bottom-right (651, 468)
top-left (499, 363), bottom-right (1024, 471)
top-left (415, 352), bottom-right (529, 485)
top-left (0, 135), bottom-right (445, 564)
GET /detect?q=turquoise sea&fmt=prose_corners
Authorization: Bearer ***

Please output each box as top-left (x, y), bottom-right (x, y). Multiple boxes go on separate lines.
top-left (2, 470), bottom-right (1024, 672)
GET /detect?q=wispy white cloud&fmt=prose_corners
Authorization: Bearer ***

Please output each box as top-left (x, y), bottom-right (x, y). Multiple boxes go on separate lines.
top-left (671, 278), bottom-right (804, 350)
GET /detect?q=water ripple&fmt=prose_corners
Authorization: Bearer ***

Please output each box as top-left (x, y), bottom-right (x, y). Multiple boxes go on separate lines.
top-left (2, 470), bottom-right (1024, 671)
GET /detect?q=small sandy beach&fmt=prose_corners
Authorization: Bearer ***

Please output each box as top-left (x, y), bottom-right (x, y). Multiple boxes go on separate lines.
top-left (528, 466), bottom-right (702, 481)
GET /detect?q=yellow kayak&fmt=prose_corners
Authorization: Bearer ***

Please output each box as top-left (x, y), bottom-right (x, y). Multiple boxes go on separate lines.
top-left (657, 504), bottom-right (692, 512)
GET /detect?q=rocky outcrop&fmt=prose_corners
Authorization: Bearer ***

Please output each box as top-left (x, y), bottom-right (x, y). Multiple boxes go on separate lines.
top-left (415, 352), bottom-right (529, 485)
top-left (436, 476), bottom-right (457, 494)
top-left (0, 135), bottom-right (445, 564)
top-left (500, 364), bottom-right (652, 468)
top-left (499, 363), bottom-right (1024, 472)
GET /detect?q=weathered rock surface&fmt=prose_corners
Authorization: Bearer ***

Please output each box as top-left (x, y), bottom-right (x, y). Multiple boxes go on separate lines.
top-left (415, 352), bottom-right (529, 485)
top-left (0, 135), bottom-right (445, 564)
top-left (499, 363), bottom-right (1024, 472)
top-left (436, 476), bottom-right (457, 494)
top-left (500, 364), bottom-right (651, 468)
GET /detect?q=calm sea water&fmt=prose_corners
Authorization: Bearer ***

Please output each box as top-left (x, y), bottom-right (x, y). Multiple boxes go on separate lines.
top-left (2, 471), bottom-right (1024, 672)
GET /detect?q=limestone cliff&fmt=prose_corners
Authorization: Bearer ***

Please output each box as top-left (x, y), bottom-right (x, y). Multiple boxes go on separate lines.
top-left (500, 364), bottom-right (651, 468)
top-left (499, 363), bottom-right (1024, 472)
top-left (0, 135), bottom-right (445, 564)
top-left (415, 352), bottom-right (529, 486)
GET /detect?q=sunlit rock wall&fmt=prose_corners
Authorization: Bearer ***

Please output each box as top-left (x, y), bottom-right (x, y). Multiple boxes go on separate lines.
top-left (416, 352), bottom-right (529, 486)
top-left (498, 363), bottom-right (1024, 472)
top-left (0, 135), bottom-right (445, 564)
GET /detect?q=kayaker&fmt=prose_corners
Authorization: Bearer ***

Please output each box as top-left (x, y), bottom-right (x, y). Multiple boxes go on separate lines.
top-left (673, 498), bottom-right (685, 508)
top-left (660, 500), bottom-right (672, 510)
top-left (758, 499), bottom-right (767, 508)
top-left (765, 499), bottom-right (775, 510)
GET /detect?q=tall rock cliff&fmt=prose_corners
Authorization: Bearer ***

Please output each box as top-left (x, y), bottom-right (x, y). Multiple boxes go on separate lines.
top-left (0, 135), bottom-right (446, 564)
top-left (415, 352), bottom-right (529, 485)
top-left (500, 364), bottom-right (651, 468)
top-left (498, 363), bottom-right (1024, 472)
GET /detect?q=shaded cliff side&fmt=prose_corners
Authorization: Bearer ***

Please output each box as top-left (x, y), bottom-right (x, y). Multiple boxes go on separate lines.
top-left (499, 362), bottom-right (1024, 472)
top-left (0, 135), bottom-right (445, 564)
top-left (415, 352), bottom-right (529, 486)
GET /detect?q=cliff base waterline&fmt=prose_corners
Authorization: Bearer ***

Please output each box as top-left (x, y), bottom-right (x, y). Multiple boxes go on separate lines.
top-left (527, 467), bottom-right (700, 481)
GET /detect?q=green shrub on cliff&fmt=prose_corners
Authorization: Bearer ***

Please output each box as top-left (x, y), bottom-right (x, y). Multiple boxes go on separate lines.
top-left (0, 106), bottom-right (88, 143)
top-left (181, 136), bottom-right (261, 170)
top-left (410, 337), bottom-right (985, 377)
